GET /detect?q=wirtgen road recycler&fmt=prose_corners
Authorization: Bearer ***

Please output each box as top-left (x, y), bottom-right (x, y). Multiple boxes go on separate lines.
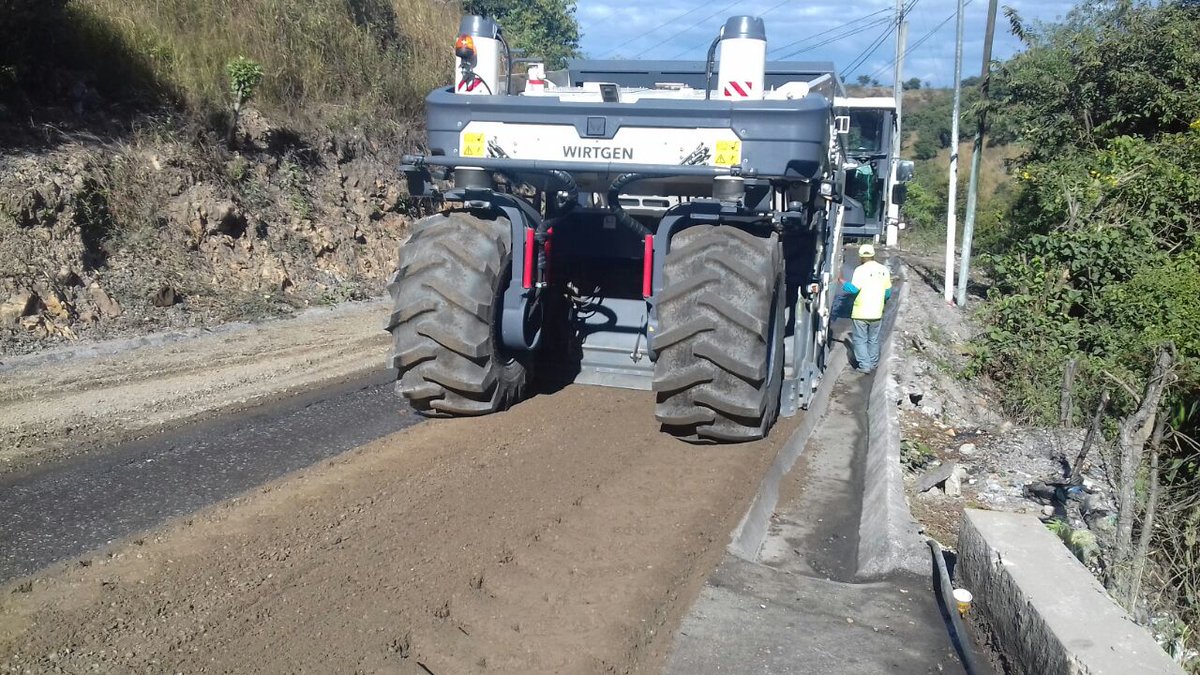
top-left (390, 14), bottom-right (911, 442)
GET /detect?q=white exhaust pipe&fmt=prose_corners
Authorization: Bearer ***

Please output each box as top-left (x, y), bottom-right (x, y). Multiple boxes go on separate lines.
top-left (717, 16), bottom-right (766, 100)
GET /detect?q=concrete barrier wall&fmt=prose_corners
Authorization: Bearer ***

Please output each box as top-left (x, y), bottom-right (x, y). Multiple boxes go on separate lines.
top-left (958, 509), bottom-right (1185, 675)
top-left (856, 263), bottom-right (927, 579)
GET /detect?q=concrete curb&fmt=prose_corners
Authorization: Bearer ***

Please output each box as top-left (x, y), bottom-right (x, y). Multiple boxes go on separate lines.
top-left (856, 262), bottom-right (927, 579)
top-left (728, 342), bottom-right (849, 561)
top-left (958, 509), bottom-right (1185, 675)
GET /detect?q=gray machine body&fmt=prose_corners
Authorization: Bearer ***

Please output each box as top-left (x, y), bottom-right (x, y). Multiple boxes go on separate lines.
top-left (423, 87), bottom-right (836, 188)
top-left (403, 58), bottom-right (854, 414)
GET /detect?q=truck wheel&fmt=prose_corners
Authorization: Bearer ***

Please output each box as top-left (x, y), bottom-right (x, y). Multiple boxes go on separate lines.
top-left (386, 211), bottom-right (528, 415)
top-left (653, 225), bottom-right (785, 442)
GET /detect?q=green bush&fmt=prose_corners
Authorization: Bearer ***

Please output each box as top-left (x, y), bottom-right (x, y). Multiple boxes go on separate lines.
top-left (975, 0), bottom-right (1200, 425)
top-left (226, 57), bottom-right (264, 110)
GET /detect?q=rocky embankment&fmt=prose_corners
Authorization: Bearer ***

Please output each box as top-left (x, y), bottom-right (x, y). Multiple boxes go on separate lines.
top-left (0, 110), bottom-right (413, 355)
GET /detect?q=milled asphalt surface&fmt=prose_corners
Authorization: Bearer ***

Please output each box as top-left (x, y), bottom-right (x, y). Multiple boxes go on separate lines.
top-left (0, 369), bottom-right (417, 583)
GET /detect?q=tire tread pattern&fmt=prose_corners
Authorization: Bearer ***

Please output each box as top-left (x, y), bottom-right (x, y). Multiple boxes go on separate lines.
top-left (652, 226), bottom-right (784, 442)
top-left (385, 212), bottom-right (527, 416)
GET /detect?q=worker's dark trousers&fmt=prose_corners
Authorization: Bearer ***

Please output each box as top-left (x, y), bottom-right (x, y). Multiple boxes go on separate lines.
top-left (852, 318), bottom-right (882, 372)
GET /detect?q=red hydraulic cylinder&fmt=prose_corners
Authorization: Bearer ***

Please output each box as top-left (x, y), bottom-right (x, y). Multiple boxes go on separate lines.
top-left (642, 235), bottom-right (654, 298)
top-left (523, 227), bottom-right (535, 289)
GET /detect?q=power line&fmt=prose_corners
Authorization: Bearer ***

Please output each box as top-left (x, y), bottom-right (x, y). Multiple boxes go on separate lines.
top-left (758, 0), bottom-right (795, 18)
top-left (640, 0), bottom-right (743, 58)
top-left (597, 4), bottom-right (714, 58)
top-left (839, 22), bottom-right (897, 78)
top-left (774, 0), bottom-right (915, 62)
top-left (775, 16), bottom-right (894, 60)
top-left (871, 16), bottom-right (952, 78)
top-left (649, 0), bottom-right (795, 60)
top-left (835, 0), bottom-right (916, 77)
top-left (767, 7), bottom-right (892, 57)
top-left (863, 0), bottom-right (974, 82)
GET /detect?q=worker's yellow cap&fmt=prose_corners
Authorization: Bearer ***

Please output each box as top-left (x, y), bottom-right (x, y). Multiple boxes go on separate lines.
top-left (860, 244), bottom-right (875, 258)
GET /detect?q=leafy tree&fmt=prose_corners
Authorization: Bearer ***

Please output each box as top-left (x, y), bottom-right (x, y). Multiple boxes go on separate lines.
top-left (903, 87), bottom-right (976, 152)
top-left (463, 0), bottom-right (581, 69)
top-left (979, 0), bottom-right (1200, 389)
top-left (911, 136), bottom-right (939, 160)
top-left (856, 74), bottom-right (871, 86)
top-left (993, 0), bottom-right (1200, 162)
top-left (902, 77), bottom-right (921, 90)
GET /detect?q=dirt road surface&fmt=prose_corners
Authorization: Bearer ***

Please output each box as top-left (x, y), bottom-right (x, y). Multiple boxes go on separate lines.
top-left (0, 300), bottom-right (389, 474)
top-left (0, 384), bottom-right (798, 674)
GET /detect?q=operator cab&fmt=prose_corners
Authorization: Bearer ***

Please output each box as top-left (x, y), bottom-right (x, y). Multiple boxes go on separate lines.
top-left (834, 96), bottom-right (913, 239)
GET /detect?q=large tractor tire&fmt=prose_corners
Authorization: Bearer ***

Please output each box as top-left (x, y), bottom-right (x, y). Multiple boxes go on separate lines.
top-left (386, 211), bottom-right (528, 415)
top-left (653, 225), bottom-right (785, 442)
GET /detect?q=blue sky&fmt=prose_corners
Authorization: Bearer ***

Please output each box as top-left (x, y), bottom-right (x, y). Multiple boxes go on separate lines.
top-left (575, 0), bottom-right (1079, 86)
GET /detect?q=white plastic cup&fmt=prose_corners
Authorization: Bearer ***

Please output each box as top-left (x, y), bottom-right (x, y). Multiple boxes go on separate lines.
top-left (953, 588), bottom-right (973, 616)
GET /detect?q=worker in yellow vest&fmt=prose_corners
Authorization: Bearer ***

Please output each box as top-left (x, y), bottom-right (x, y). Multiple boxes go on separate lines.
top-left (842, 244), bottom-right (892, 373)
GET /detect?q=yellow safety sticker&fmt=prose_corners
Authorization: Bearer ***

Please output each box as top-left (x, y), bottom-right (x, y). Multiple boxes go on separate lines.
top-left (461, 132), bottom-right (486, 158)
top-left (714, 140), bottom-right (742, 167)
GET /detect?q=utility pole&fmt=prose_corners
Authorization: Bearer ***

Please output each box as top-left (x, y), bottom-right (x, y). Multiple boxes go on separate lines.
top-left (887, 0), bottom-right (908, 245)
top-left (944, 0), bottom-right (965, 304)
top-left (956, 0), bottom-right (999, 306)
top-left (893, 0), bottom-right (905, 127)
top-left (888, 0), bottom-right (902, 243)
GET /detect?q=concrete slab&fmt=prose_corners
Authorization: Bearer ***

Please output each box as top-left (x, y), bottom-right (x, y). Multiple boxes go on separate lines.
top-left (729, 342), bottom-right (848, 561)
top-left (958, 509), bottom-right (1185, 675)
top-left (665, 559), bottom-right (960, 674)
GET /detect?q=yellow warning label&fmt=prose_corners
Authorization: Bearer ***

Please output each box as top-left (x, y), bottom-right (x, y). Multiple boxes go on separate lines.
top-left (461, 132), bottom-right (486, 158)
top-left (714, 140), bottom-right (742, 167)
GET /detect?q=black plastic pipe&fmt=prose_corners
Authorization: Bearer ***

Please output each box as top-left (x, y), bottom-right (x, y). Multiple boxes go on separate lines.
top-left (928, 538), bottom-right (984, 675)
top-left (534, 170), bottom-right (579, 281)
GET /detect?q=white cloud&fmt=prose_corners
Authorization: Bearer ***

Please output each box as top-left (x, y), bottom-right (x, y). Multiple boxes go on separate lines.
top-left (574, 0), bottom-right (1078, 85)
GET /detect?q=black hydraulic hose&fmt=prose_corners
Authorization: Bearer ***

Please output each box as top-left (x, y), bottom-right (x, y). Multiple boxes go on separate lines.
top-left (928, 539), bottom-right (983, 675)
top-left (534, 170), bottom-right (579, 281)
top-left (499, 34), bottom-right (513, 94)
top-left (606, 173), bottom-right (652, 237)
top-left (545, 169), bottom-right (579, 217)
top-left (703, 36), bottom-right (721, 101)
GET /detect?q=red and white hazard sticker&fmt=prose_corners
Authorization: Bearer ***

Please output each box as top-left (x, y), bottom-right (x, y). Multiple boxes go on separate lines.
top-left (457, 77), bottom-right (485, 93)
top-left (723, 81), bottom-right (754, 97)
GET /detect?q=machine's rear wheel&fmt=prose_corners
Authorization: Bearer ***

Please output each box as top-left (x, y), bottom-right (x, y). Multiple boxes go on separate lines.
top-left (653, 225), bottom-right (785, 442)
top-left (386, 211), bottom-right (528, 415)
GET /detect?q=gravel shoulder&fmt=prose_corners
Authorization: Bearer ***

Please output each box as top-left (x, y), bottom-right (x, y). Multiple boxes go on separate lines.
top-left (0, 299), bottom-right (390, 475)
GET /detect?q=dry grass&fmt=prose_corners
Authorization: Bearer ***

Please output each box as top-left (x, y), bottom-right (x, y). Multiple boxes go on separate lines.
top-left (70, 0), bottom-right (460, 128)
top-left (902, 138), bottom-right (1022, 251)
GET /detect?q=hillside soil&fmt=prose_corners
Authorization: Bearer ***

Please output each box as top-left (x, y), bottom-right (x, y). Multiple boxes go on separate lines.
top-left (892, 251), bottom-right (1120, 581)
top-left (1, 109), bottom-right (415, 358)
